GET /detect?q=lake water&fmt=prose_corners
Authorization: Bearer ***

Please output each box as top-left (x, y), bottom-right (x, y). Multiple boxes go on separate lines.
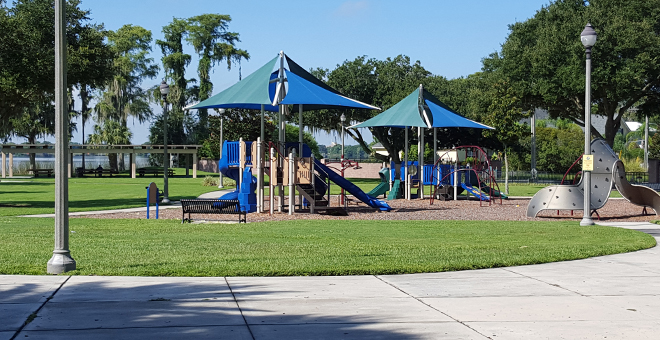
top-left (3, 155), bottom-right (152, 172)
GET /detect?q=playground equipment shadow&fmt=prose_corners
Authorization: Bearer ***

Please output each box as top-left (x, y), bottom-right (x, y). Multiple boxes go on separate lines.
top-left (3, 221), bottom-right (660, 339)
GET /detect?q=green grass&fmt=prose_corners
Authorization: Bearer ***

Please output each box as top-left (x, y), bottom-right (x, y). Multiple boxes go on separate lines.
top-left (0, 218), bottom-right (654, 276)
top-left (0, 168), bottom-right (232, 216)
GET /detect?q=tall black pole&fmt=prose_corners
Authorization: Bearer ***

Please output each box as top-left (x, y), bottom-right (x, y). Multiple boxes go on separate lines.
top-left (48, 0), bottom-right (75, 274)
top-left (162, 100), bottom-right (170, 204)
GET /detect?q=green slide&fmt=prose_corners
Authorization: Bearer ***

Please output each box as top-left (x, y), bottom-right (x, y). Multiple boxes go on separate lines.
top-left (387, 179), bottom-right (403, 200)
top-left (367, 168), bottom-right (390, 198)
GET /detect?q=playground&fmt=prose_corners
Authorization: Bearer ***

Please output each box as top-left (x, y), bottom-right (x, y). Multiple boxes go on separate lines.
top-left (75, 195), bottom-right (659, 223)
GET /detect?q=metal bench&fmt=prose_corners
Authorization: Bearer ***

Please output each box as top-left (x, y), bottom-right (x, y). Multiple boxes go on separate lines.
top-left (180, 199), bottom-right (246, 224)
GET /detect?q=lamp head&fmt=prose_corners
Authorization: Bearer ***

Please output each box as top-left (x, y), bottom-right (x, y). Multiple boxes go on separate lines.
top-left (159, 80), bottom-right (170, 98)
top-left (580, 23), bottom-right (597, 48)
top-left (340, 113), bottom-right (346, 123)
top-left (217, 108), bottom-right (226, 114)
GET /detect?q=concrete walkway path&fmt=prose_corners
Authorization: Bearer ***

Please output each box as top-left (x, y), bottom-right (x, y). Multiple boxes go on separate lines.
top-left (2, 222), bottom-right (659, 339)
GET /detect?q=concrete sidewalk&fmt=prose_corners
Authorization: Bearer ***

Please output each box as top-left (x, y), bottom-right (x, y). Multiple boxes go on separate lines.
top-left (2, 222), bottom-right (660, 339)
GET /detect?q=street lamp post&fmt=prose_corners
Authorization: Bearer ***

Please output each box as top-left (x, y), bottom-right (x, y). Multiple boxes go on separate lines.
top-left (218, 108), bottom-right (225, 188)
top-left (160, 81), bottom-right (170, 204)
top-left (47, 0), bottom-right (75, 274)
top-left (580, 23), bottom-right (597, 226)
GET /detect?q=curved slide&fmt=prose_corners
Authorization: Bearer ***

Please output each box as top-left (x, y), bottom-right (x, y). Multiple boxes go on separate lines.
top-left (613, 160), bottom-right (660, 215)
top-left (314, 159), bottom-right (392, 211)
top-left (218, 142), bottom-right (257, 212)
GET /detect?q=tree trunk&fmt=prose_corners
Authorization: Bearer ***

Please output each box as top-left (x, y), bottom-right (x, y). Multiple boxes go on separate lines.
top-left (108, 153), bottom-right (118, 170)
top-left (28, 135), bottom-right (36, 170)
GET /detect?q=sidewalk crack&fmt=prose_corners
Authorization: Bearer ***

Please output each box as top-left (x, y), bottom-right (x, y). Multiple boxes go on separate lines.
top-left (11, 275), bottom-right (72, 340)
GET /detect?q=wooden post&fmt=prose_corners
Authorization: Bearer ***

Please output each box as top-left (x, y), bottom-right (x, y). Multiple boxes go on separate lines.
top-left (186, 153), bottom-right (190, 177)
top-left (131, 151), bottom-right (136, 178)
top-left (270, 146), bottom-right (275, 215)
top-left (1, 152), bottom-right (5, 178)
top-left (192, 153), bottom-right (197, 179)
top-left (8, 153), bottom-right (13, 177)
top-left (289, 150), bottom-right (295, 215)
top-left (68, 152), bottom-right (72, 178)
top-left (256, 138), bottom-right (263, 213)
top-left (310, 155), bottom-right (315, 214)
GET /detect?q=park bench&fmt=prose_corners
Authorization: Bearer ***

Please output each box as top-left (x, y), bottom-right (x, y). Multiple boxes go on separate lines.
top-left (29, 168), bottom-right (54, 177)
top-left (138, 168), bottom-right (175, 177)
top-left (75, 168), bottom-right (119, 177)
top-left (180, 199), bottom-right (246, 224)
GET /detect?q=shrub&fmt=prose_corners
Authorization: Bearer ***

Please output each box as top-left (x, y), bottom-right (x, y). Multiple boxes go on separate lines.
top-left (202, 176), bottom-right (218, 187)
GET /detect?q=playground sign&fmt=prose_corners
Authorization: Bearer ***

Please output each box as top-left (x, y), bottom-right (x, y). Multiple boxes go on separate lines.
top-left (583, 155), bottom-right (594, 171)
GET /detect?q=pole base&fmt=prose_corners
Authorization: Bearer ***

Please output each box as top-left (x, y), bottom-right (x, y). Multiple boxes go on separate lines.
top-left (161, 197), bottom-right (171, 205)
top-left (580, 217), bottom-right (595, 226)
top-left (47, 250), bottom-right (76, 274)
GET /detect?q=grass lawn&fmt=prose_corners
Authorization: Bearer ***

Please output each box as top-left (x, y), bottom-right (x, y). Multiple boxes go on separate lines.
top-left (0, 168), bottom-right (231, 217)
top-left (0, 218), bottom-right (654, 276)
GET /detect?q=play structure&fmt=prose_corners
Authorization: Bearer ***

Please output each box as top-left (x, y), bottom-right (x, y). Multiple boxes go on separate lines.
top-left (217, 138), bottom-right (391, 215)
top-left (527, 138), bottom-right (660, 217)
top-left (426, 146), bottom-right (506, 206)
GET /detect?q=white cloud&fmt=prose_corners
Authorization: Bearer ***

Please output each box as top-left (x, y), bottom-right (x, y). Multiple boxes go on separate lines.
top-left (334, 0), bottom-right (370, 17)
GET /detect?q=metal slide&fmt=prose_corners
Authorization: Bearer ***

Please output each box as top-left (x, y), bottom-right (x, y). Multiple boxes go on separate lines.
top-left (527, 139), bottom-right (618, 217)
top-left (314, 159), bottom-right (392, 211)
top-left (612, 160), bottom-right (660, 214)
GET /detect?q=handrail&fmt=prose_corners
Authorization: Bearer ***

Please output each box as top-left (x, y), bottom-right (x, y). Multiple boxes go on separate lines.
top-left (560, 154), bottom-right (583, 185)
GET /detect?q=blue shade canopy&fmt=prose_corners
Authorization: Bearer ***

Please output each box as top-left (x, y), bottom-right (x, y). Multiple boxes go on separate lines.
top-left (351, 87), bottom-right (494, 130)
top-left (281, 70), bottom-right (379, 110)
top-left (351, 89), bottom-right (427, 128)
top-left (188, 53), bottom-right (379, 112)
top-left (189, 56), bottom-right (279, 111)
top-left (424, 92), bottom-right (494, 129)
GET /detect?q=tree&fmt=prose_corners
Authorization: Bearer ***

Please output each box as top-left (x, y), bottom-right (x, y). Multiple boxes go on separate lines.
top-left (93, 24), bottom-right (157, 169)
top-left (87, 119), bottom-right (132, 169)
top-left (482, 82), bottom-right (529, 193)
top-left (95, 25), bottom-right (158, 127)
top-left (0, 0), bottom-right (113, 139)
top-left (11, 97), bottom-right (55, 169)
top-left (187, 14), bottom-right (249, 140)
top-left (492, 0), bottom-right (660, 146)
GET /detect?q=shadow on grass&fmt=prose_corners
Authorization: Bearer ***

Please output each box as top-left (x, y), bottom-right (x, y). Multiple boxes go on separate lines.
top-left (7, 278), bottom-right (440, 339)
top-left (3, 195), bottom-right (203, 212)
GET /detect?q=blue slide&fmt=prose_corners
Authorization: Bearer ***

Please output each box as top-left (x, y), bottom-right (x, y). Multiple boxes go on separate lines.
top-left (460, 183), bottom-right (490, 201)
top-left (314, 159), bottom-right (391, 212)
top-left (218, 141), bottom-right (257, 212)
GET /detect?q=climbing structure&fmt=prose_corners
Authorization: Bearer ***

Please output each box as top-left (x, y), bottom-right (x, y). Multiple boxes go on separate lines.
top-left (526, 139), bottom-right (617, 217)
top-left (429, 145), bottom-right (504, 206)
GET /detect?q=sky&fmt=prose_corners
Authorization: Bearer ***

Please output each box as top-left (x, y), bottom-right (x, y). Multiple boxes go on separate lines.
top-left (57, 0), bottom-right (551, 146)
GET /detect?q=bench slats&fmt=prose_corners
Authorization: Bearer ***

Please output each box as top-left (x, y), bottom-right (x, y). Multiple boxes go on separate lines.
top-left (180, 199), bottom-right (246, 223)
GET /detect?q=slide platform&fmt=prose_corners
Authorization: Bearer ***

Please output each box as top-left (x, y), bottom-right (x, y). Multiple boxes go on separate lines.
top-left (314, 159), bottom-right (391, 211)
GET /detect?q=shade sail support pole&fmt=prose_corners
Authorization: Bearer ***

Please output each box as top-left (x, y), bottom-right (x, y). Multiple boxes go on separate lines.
top-left (298, 104), bottom-right (303, 209)
top-left (260, 104), bottom-right (265, 142)
top-left (405, 127), bottom-right (409, 200)
top-left (419, 126), bottom-right (424, 199)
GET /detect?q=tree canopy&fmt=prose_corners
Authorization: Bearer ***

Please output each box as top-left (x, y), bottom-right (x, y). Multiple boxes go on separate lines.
top-left (491, 0), bottom-right (660, 146)
top-left (0, 0), bottom-right (113, 138)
